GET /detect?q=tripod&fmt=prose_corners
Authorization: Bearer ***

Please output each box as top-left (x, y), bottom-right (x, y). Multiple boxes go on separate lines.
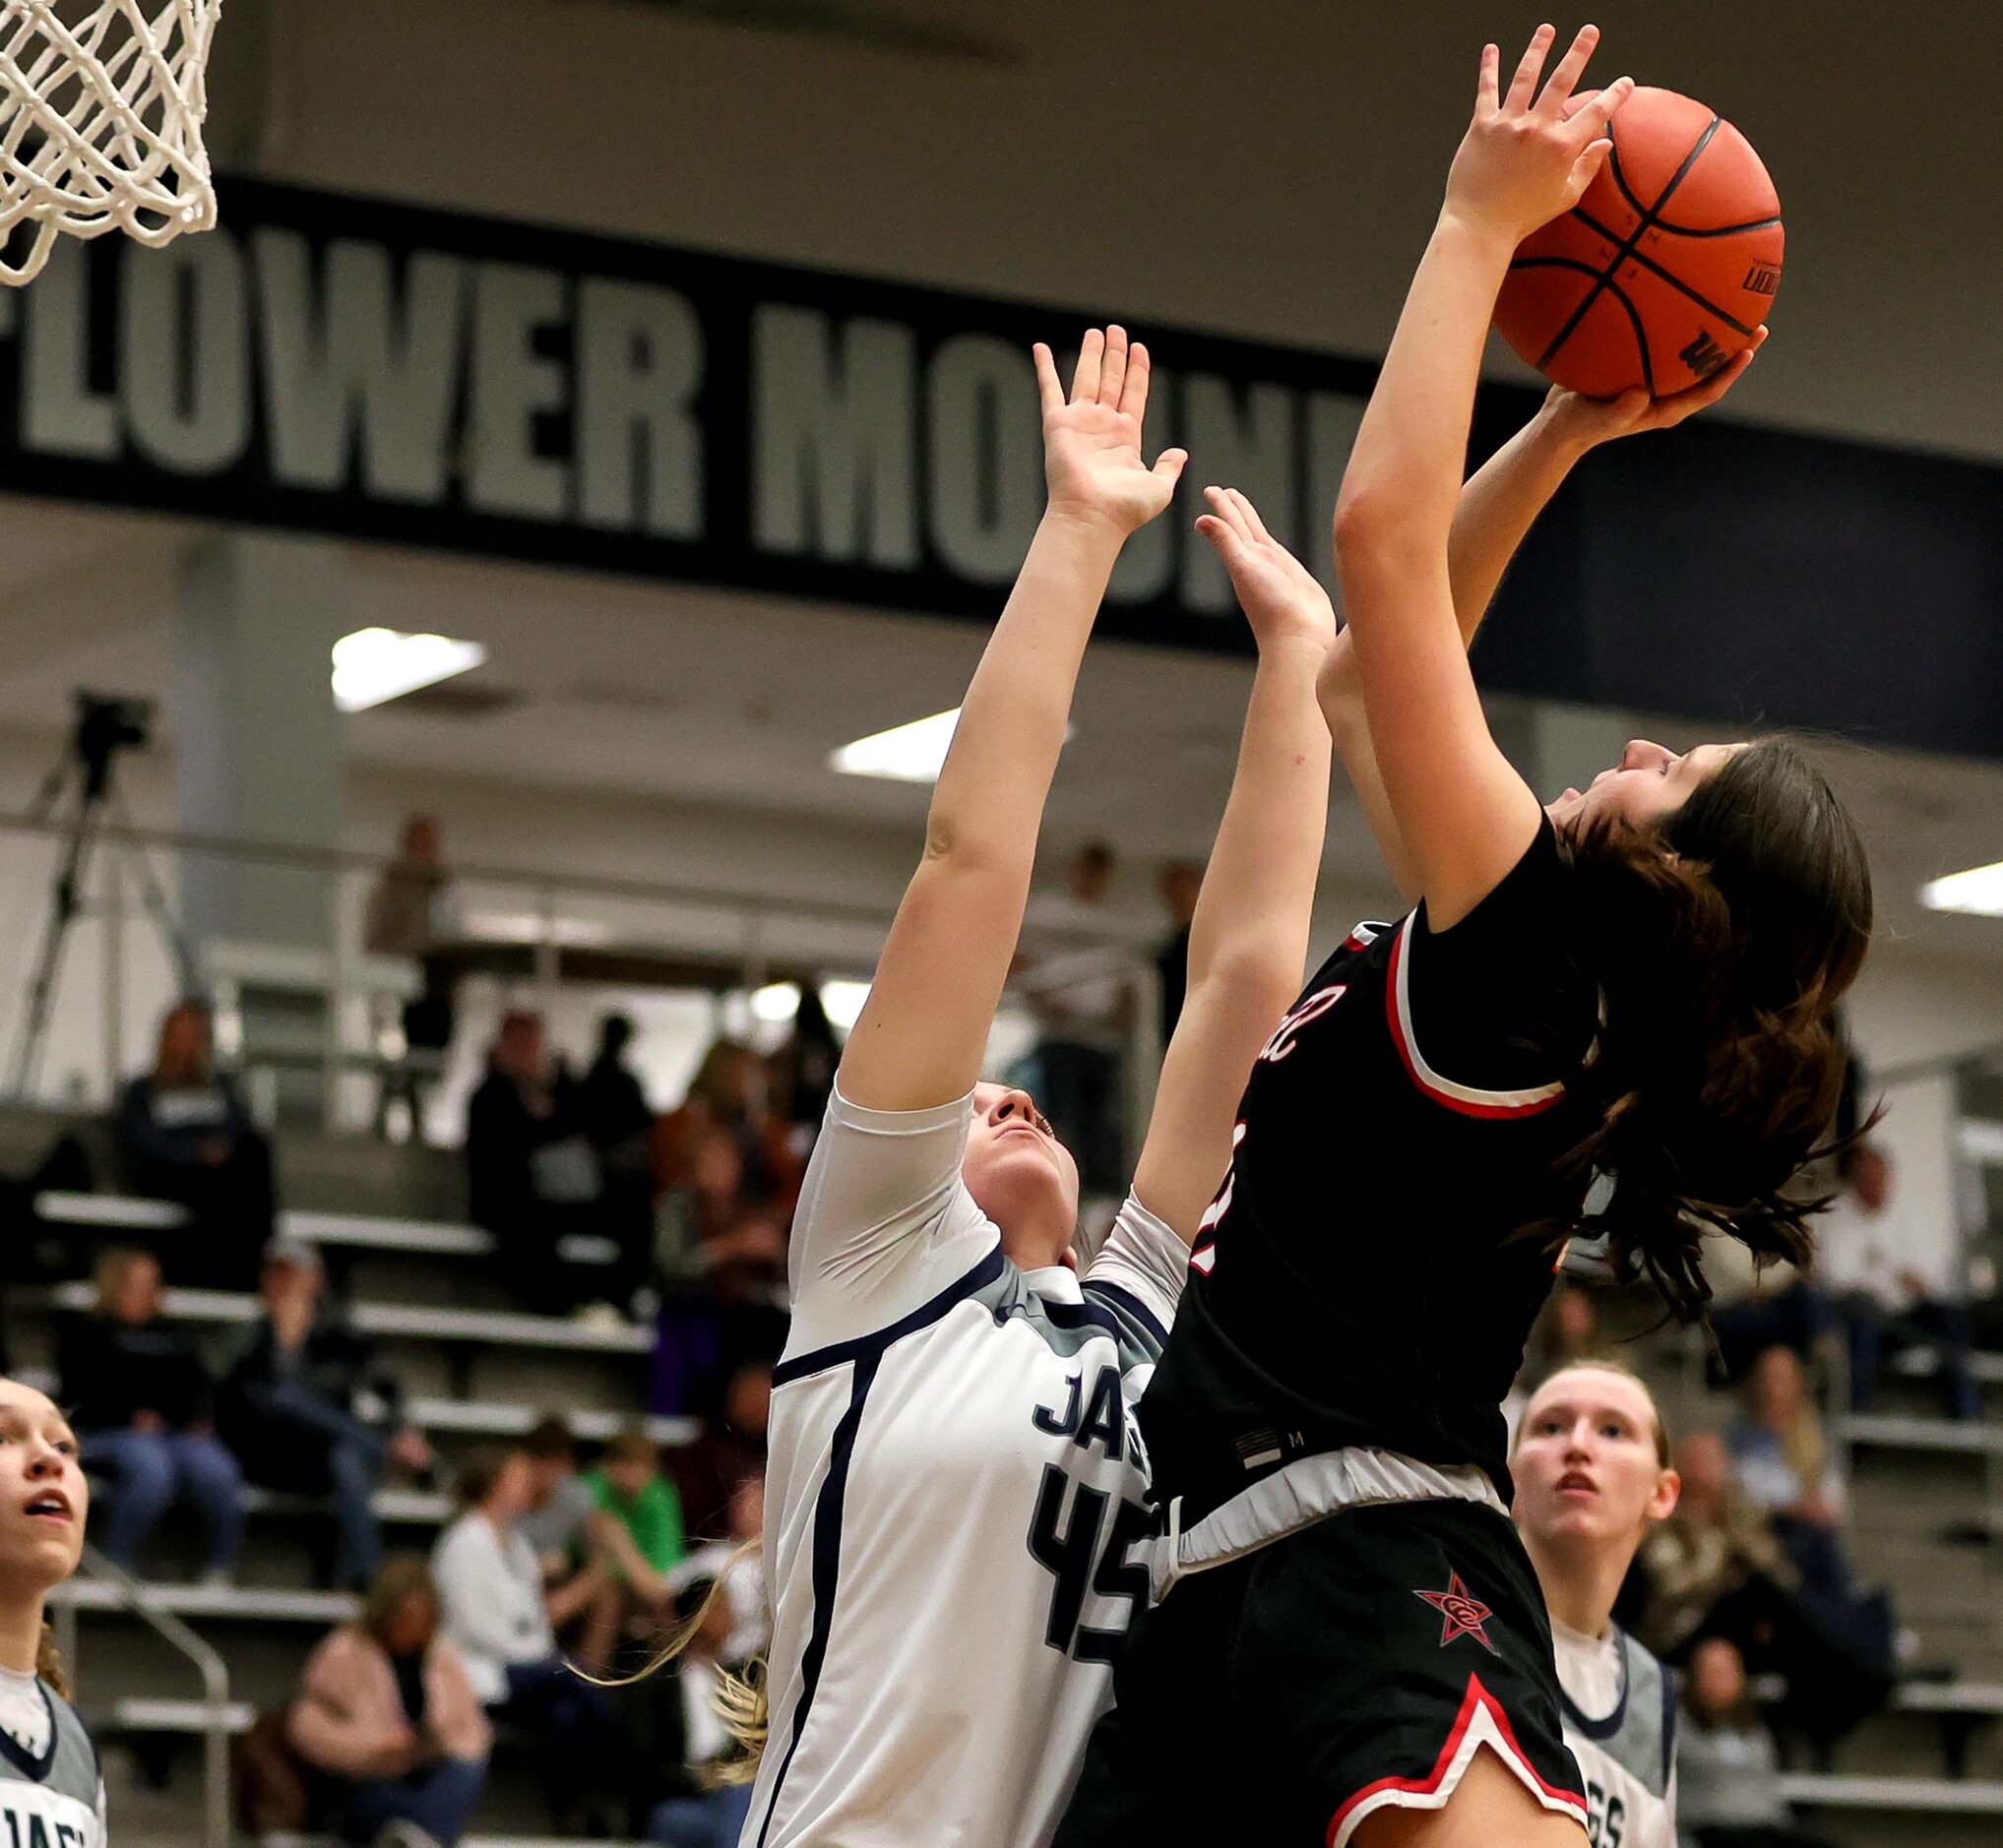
top-left (8, 697), bottom-right (198, 1098)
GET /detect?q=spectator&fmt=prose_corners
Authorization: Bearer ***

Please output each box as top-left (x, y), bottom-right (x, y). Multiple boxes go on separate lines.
top-left (467, 1012), bottom-right (600, 1314)
top-left (218, 1240), bottom-right (433, 1592)
top-left (669, 1361), bottom-right (771, 1544)
top-left (652, 1039), bottom-right (801, 1225)
top-left (515, 1414), bottom-right (622, 1676)
top-left (622, 1576), bottom-right (755, 1848)
top-left (1634, 1432), bottom-right (1793, 1662)
top-left (364, 814), bottom-right (462, 1142)
top-left (58, 1247), bottom-right (241, 1582)
top-left (287, 1554), bottom-right (491, 1848)
top-left (565, 1015), bottom-right (657, 1312)
top-left (431, 1448), bottom-right (628, 1834)
top-left (585, 1425), bottom-right (687, 1620)
top-left (769, 985), bottom-right (840, 1152)
top-left (672, 1468), bottom-right (768, 1667)
top-left (1675, 1637), bottom-right (1837, 1848)
top-left (1819, 1143), bottom-right (1979, 1420)
top-left (113, 1001), bottom-right (275, 1287)
top-left (1018, 841), bottom-right (1135, 1197)
top-left (1152, 859), bottom-right (1204, 1039)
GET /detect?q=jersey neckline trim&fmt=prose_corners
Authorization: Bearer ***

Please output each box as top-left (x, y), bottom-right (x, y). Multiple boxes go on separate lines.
top-left (1554, 1622), bottom-right (1632, 1741)
top-left (1386, 917), bottom-right (1567, 1119)
top-left (0, 1678), bottom-right (58, 1782)
top-left (772, 1243), bottom-right (1005, 1386)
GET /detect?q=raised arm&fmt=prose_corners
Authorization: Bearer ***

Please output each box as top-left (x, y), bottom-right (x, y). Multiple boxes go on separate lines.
top-left (1130, 487), bottom-right (1334, 1239)
top-left (838, 328), bottom-right (1187, 1112)
top-left (1323, 345), bottom-right (1763, 899)
top-left (1332, 26), bottom-right (1630, 928)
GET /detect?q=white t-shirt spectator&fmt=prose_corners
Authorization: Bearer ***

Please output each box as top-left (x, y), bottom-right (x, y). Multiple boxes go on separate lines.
top-left (431, 1510), bottom-right (555, 1704)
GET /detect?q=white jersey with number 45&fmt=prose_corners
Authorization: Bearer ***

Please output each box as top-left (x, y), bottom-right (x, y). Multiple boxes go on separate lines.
top-left (742, 1086), bottom-right (1185, 1848)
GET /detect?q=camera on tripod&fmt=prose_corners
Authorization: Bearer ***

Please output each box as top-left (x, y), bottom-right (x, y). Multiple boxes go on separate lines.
top-left (72, 692), bottom-right (154, 796)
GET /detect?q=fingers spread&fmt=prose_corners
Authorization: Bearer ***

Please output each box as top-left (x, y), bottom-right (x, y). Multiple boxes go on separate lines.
top-left (1505, 23), bottom-right (1556, 111)
top-left (1226, 487), bottom-right (1274, 544)
top-left (1032, 343), bottom-right (1064, 418)
top-left (1098, 325), bottom-right (1129, 409)
top-left (1536, 22), bottom-right (1599, 114)
top-left (1071, 327), bottom-right (1104, 404)
top-left (1476, 40), bottom-right (1501, 112)
top-left (1574, 74), bottom-right (1634, 138)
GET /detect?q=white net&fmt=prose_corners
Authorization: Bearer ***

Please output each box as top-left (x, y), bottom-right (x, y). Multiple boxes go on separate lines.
top-left (0, 0), bottom-right (222, 285)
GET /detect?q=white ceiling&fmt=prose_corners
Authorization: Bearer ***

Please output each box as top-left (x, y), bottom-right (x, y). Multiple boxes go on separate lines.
top-left (2, 492), bottom-right (2002, 960)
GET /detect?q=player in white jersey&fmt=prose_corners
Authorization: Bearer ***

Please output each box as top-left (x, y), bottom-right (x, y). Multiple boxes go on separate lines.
top-left (0, 1376), bottom-right (108, 1848)
top-left (1513, 1361), bottom-right (1683, 1848)
top-left (738, 324), bottom-right (1336, 1847)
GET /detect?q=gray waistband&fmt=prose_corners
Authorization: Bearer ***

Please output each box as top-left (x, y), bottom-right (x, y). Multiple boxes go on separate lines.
top-left (1146, 1447), bottom-right (1506, 1600)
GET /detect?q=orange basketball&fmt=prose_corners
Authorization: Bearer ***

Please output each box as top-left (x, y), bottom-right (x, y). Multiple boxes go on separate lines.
top-left (1492, 87), bottom-right (1783, 398)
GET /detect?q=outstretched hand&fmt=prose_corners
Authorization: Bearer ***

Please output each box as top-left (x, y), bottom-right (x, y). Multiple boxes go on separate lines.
top-left (1445, 24), bottom-right (1633, 244)
top-left (1544, 326), bottom-right (1769, 447)
top-left (1034, 326), bottom-right (1188, 535)
top-left (1195, 487), bottom-right (1338, 655)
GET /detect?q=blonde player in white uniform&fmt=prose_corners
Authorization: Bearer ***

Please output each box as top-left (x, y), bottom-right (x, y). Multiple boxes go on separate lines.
top-left (0, 1377), bottom-right (107, 1848)
top-left (1513, 1360), bottom-right (1683, 1848)
top-left (740, 324), bottom-right (1336, 1847)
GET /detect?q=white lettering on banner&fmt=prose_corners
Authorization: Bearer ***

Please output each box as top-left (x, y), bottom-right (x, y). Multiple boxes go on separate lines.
top-left (254, 230), bottom-right (470, 502)
top-left (927, 333), bottom-right (1041, 585)
top-left (752, 304), bottom-right (917, 567)
top-left (1178, 374), bottom-right (1297, 613)
top-left (576, 277), bottom-right (704, 538)
top-left (467, 260), bottom-right (570, 520)
top-left (122, 231), bottom-right (251, 474)
top-left (22, 242), bottom-right (117, 459)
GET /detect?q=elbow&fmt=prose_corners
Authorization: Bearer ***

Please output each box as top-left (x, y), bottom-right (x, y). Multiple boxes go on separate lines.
top-left (1193, 945), bottom-right (1307, 1034)
top-left (1332, 483), bottom-right (1429, 580)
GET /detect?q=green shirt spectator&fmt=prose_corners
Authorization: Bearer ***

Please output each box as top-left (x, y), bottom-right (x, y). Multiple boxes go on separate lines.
top-left (584, 1428), bottom-right (686, 1575)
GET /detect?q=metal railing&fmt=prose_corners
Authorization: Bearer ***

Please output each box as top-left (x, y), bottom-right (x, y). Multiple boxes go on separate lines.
top-left (51, 1544), bottom-right (232, 1848)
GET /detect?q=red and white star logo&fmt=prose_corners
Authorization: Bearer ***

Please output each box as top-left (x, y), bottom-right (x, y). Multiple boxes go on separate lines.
top-left (1413, 1570), bottom-right (1499, 1654)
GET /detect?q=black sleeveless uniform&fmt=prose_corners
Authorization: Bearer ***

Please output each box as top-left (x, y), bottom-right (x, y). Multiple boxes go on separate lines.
top-left (1058, 821), bottom-right (1600, 1847)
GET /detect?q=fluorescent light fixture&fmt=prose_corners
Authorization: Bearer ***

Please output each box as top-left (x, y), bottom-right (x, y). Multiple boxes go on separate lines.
top-left (332, 627), bottom-right (486, 713)
top-left (820, 979), bottom-right (872, 1030)
top-left (830, 707), bottom-right (962, 782)
top-left (1920, 862), bottom-right (2003, 918)
top-left (751, 982), bottom-right (802, 1024)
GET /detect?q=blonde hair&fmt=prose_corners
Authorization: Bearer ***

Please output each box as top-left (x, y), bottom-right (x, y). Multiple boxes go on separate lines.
top-left (1517, 1356), bottom-right (1673, 1468)
top-left (35, 1623), bottom-right (67, 1698)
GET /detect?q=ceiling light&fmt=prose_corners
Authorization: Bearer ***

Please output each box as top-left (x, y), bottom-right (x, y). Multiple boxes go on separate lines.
top-left (751, 982), bottom-right (802, 1024)
top-left (820, 980), bottom-right (871, 1029)
top-left (1919, 862), bottom-right (2003, 918)
top-left (332, 627), bottom-right (487, 713)
top-left (830, 708), bottom-right (962, 782)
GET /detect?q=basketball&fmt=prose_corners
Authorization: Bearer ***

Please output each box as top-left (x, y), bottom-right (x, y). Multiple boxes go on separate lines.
top-left (1492, 87), bottom-right (1783, 398)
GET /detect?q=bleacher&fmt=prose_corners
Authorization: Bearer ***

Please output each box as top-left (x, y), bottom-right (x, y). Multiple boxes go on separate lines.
top-left (9, 1101), bottom-right (2003, 1848)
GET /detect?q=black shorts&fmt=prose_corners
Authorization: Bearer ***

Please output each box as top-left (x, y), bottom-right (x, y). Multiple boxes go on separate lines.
top-left (1054, 1496), bottom-right (1588, 1847)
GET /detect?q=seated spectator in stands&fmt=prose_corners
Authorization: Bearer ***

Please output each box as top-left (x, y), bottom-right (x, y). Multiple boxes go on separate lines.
top-left (515, 1415), bottom-right (623, 1677)
top-left (622, 1575), bottom-right (755, 1848)
top-left (769, 985), bottom-right (840, 1157)
top-left (58, 1247), bottom-right (242, 1582)
top-left (218, 1239), bottom-right (433, 1592)
top-left (1675, 1637), bottom-right (1837, 1848)
top-left (113, 1001), bottom-right (275, 1287)
top-left (652, 1038), bottom-right (801, 1226)
top-left (670, 1360), bottom-right (771, 1543)
top-left (365, 814), bottom-right (462, 1143)
top-left (1819, 1142), bottom-right (1979, 1421)
top-left (1727, 1348), bottom-right (1853, 1574)
top-left (467, 1011), bottom-right (602, 1314)
top-left (565, 1015), bottom-right (657, 1313)
top-left (586, 1425), bottom-right (686, 1625)
top-left (432, 1448), bottom-right (628, 1834)
top-left (672, 1468), bottom-right (767, 1668)
top-left (1152, 858), bottom-right (1204, 1041)
top-left (288, 1554), bottom-right (491, 1847)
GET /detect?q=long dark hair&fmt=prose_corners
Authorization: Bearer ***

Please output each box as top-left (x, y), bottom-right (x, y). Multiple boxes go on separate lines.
top-left (1555, 740), bottom-right (1873, 1322)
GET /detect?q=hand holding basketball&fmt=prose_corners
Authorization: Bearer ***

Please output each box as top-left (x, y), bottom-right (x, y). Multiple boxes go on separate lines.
top-left (1446, 26), bottom-right (1633, 244)
top-left (1544, 325), bottom-right (1768, 448)
top-left (1033, 327), bottom-right (1189, 536)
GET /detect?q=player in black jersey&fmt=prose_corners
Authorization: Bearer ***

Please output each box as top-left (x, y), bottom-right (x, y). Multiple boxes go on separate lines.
top-left (1057, 26), bottom-right (1872, 1848)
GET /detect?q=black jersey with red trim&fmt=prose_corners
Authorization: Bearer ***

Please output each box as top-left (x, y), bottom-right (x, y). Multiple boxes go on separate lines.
top-left (1139, 819), bottom-right (1598, 1519)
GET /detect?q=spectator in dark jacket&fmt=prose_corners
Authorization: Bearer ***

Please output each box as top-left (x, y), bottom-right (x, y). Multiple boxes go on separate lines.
top-left (113, 1001), bottom-right (276, 1287)
top-left (218, 1239), bottom-right (432, 1590)
top-left (59, 1247), bottom-right (242, 1579)
top-left (566, 1014), bottom-right (657, 1312)
top-left (467, 1012), bottom-right (599, 1313)
top-left (622, 1574), bottom-right (755, 1847)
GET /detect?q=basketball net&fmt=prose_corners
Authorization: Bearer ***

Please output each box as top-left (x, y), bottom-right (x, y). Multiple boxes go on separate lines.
top-left (0, 0), bottom-right (221, 286)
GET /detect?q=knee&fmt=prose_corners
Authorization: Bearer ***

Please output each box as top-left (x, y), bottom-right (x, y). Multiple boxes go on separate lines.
top-left (182, 1437), bottom-right (244, 1495)
top-left (327, 1440), bottom-right (379, 1498)
top-left (114, 1437), bottom-right (175, 1505)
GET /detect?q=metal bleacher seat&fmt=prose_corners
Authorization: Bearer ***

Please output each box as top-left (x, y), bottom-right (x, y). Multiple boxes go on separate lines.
top-left (50, 1578), bottom-right (357, 1624)
top-left (1779, 1771), bottom-right (2003, 1816)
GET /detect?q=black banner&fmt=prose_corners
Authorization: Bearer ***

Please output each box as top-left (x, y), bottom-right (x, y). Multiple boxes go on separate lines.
top-left (0, 178), bottom-right (1996, 757)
